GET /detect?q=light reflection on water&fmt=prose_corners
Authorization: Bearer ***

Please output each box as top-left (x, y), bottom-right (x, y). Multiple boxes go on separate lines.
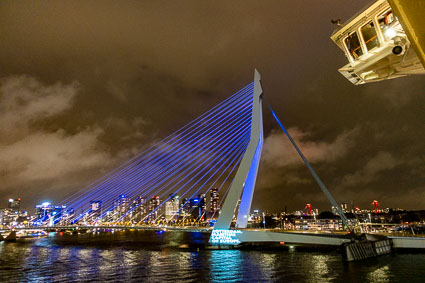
top-left (0, 231), bottom-right (424, 282)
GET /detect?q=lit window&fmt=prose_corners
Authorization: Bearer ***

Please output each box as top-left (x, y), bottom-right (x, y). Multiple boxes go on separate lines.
top-left (361, 21), bottom-right (379, 51)
top-left (377, 10), bottom-right (396, 40)
top-left (344, 32), bottom-right (363, 60)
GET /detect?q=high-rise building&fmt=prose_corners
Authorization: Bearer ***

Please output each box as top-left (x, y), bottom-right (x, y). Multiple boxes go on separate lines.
top-left (8, 198), bottom-right (21, 211)
top-left (35, 202), bottom-right (55, 219)
top-left (148, 196), bottom-right (161, 222)
top-left (58, 208), bottom-right (75, 225)
top-left (0, 209), bottom-right (19, 226)
top-left (164, 194), bottom-right (179, 221)
top-left (210, 188), bottom-right (220, 216)
top-left (89, 200), bottom-right (102, 221)
top-left (114, 194), bottom-right (129, 222)
top-left (34, 202), bottom-right (66, 225)
top-left (131, 196), bottom-right (146, 223)
top-left (189, 198), bottom-right (201, 219)
top-left (186, 195), bottom-right (207, 220)
top-left (180, 198), bottom-right (191, 218)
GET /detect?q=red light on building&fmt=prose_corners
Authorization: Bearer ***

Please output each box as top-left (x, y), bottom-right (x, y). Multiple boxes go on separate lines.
top-left (372, 200), bottom-right (379, 214)
top-left (305, 204), bottom-right (312, 216)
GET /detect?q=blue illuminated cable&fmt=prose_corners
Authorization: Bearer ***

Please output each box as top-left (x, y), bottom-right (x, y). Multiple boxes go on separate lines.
top-left (108, 117), bottom-right (252, 222)
top-left (59, 88), bottom-right (254, 224)
top-left (196, 139), bottom-right (249, 222)
top-left (89, 117), bottom-right (248, 224)
top-left (122, 114), bottom-right (253, 203)
top-left (76, 96), bottom-right (252, 205)
top-left (138, 131), bottom-right (250, 223)
top-left (66, 100), bottom-right (253, 214)
top-left (68, 86), bottom-right (253, 224)
top-left (112, 109), bottom-right (253, 203)
top-left (177, 136), bottom-right (250, 222)
top-left (97, 118), bottom-right (252, 222)
top-left (137, 134), bottom-right (250, 222)
top-left (144, 128), bottom-right (250, 217)
top-left (68, 104), bottom-right (253, 212)
top-left (179, 137), bottom-right (249, 221)
top-left (62, 83), bottom-right (253, 205)
top-left (62, 84), bottom-right (253, 206)
top-left (64, 90), bottom-right (253, 210)
top-left (266, 101), bottom-right (349, 227)
top-left (121, 138), bottom-right (248, 224)
top-left (210, 142), bottom-right (247, 219)
top-left (94, 102), bottom-right (253, 198)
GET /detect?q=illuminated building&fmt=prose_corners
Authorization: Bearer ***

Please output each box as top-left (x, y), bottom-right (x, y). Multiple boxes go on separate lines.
top-left (180, 198), bottom-right (191, 218)
top-left (131, 196), bottom-right (146, 223)
top-left (252, 209), bottom-right (260, 222)
top-left (0, 209), bottom-right (20, 226)
top-left (199, 193), bottom-right (206, 220)
top-left (113, 194), bottom-right (129, 222)
top-left (34, 202), bottom-right (66, 225)
top-left (89, 200), bottom-right (102, 221)
top-left (189, 198), bottom-right (201, 219)
top-left (184, 195), bottom-right (207, 220)
top-left (164, 194), bottom-right (179, 221)
top-left (148, 196), bottom-right (161, 222)
top-left (210, 188), bottom-right (220, 216)
top-left (58, 208), bottom-right (75, 225)
top-left (8, 198), bottom-right (21, 211)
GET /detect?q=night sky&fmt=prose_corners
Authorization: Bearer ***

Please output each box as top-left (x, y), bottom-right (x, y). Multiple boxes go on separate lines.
top-left (1, 1), bottom-right (424, 213)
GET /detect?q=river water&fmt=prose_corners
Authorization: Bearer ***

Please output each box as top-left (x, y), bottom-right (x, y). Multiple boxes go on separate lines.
top-left (0, 231), bottom-right (424, 282)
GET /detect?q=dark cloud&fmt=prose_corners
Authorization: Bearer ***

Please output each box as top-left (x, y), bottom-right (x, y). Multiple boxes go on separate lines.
top-left (0, 76), bottom-right (120, 204)
top-left (0, 0), bottom-right (424, 212)
top-left (262, 127), bottom-right (359, 168)
top-left (341, 152), bottom-right (399, 187)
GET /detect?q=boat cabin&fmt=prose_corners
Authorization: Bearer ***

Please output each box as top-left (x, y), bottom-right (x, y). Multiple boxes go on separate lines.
top-left (330, 0), bottom-right (425, 85)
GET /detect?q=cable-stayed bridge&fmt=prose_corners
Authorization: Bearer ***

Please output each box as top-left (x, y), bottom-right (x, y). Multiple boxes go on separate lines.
top-left (6, 70), bottom-right (362, 247)
top-left (5, 70), bottom-right (425, 250)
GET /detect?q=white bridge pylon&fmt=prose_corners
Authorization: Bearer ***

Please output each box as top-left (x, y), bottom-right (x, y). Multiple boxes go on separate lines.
top-left (213, 69), bottom-right (263, 231)
top-left (209, 70), bottom-right (352, 247)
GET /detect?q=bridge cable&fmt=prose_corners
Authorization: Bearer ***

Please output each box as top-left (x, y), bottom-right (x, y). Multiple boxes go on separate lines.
top-left (264, 100), bottom-right (350, 229)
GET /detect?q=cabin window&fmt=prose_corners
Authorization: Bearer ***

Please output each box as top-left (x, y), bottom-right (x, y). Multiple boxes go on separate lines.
top-left (361, 21), bottom-right (379, 51)
top-left (344, 32), bottom-right (363, 60)
top-left (377, 10), bottom-right (395, 39)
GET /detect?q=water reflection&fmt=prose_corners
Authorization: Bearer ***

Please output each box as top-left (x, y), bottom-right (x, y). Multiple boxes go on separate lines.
top-left (0, 232), bottom-right (424, 282)
top-left (368, 265), bottom-right (391, 282)
top-left (210, 250), bottom-right (243, 282)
